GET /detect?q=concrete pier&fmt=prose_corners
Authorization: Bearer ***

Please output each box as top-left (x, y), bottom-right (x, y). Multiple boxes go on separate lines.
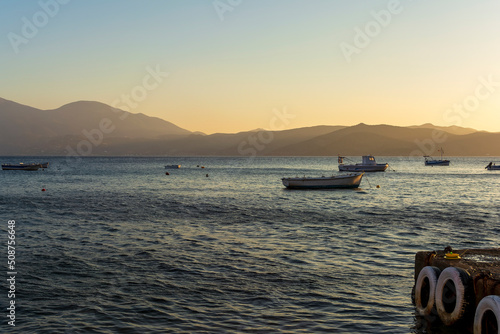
top-left (413, 247), bottom-right (500, 332)
top-left (415, 247), bottom-right (500, 302)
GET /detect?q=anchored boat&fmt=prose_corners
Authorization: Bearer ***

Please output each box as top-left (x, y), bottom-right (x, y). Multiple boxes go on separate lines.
top-left (165, 165), bottom-right (181, 169)
top-left (2, 163), bottom-right (41, 171)
top-left (485, 162), bottom-right (500, 170)
top-left (282, 173), bottom-right (363, 189)
top-left (338, 155), bottom-right (388, 172)
top-left (424, 148), bottom-right (450, 166)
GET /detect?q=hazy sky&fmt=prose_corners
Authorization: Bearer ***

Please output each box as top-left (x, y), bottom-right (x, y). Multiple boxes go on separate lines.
top-left (2, 0), bottom-right (500, 134)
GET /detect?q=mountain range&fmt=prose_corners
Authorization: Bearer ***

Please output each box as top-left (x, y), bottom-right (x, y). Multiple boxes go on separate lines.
top-left (1, 97), bottom-right (499, 157)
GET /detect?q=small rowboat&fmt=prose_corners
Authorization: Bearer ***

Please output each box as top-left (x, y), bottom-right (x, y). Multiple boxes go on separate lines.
top-left (282, 173), bottom-right (363, 189)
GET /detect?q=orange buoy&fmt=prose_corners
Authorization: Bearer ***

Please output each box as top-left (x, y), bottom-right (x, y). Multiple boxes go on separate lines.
top-left (165, 172), bottom-right (169, 175)
top-left (42, 188), bottom-right (46, 192)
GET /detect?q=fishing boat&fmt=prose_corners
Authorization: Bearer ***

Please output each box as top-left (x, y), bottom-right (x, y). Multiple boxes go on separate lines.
top-left (165, 165), bottom-right (181, 169)
top-left (338, 155), bottom-right (388, 172)
top-left (2, 163), bottom-right (40, 171)
top-left (485, 162), bottom-right (500, 170)
top-left (282, 173), bottom-right (364, 189)
top-left (424, 148), bottom-right (450, 166)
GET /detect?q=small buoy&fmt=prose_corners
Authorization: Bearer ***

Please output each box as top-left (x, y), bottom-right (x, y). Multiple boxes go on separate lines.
top-left (376, 185), bottom-right (380, 188)
top-left (206, 174), bottom-right (209, 177)
top-left (42, 188), bottom-right (46, 192)
top-left (165, 172), bottom-right (169, 175)
top-left (201, 166), bottom-right (205, 169)
top-left (444, 252), bottom-right (461, 260)
top-left (197, 165), bottom-right (200, 167)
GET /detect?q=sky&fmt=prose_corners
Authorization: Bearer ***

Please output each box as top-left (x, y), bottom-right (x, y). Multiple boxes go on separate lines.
top-left (1, 0), bottom-right (500, 134)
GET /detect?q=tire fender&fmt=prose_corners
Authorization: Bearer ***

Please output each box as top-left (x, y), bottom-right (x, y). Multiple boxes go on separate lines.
top-left (435, 267), bottom-right (474, 326)
top-left (414, 266), bottom-right (441, 316)
top-left (473, 295), bottom-right (500, 334)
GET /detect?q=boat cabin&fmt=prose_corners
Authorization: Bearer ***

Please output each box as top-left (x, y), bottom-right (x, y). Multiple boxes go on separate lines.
top-left (362, 155), bottom-right (377, 165)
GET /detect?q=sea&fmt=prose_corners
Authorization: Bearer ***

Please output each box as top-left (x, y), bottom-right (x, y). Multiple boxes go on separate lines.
top-left (0, 156), bottom-right (498, 334)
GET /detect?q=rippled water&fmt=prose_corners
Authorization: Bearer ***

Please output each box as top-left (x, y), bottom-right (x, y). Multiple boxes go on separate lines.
top-left (0, 156), bottom-right (498, 333)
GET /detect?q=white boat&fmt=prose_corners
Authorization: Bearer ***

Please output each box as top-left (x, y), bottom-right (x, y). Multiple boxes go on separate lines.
top-left (165, 165), bottom-right (181, 169)
top-left (282, 173), bottom-right (363, 189)
top-left (338, 155), bottom-right (388, 172)
top-left (485, 162), bottom-right (500, 170)
top-left (424, 148), bottom-right (450, 166)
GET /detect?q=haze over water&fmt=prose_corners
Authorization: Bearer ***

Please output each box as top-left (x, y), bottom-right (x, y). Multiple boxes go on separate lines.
top-left (1, 156), bottom-right (498, 333)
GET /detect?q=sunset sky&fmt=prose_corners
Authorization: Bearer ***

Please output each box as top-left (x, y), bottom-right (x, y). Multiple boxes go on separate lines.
top-left (2, 0), bottom-right (500, 134)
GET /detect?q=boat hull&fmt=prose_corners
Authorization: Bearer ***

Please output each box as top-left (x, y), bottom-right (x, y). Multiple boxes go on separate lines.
top-left (486, 166), bottom-right (500, 170)
top-left (425, 160), bottom-right (450, 166)
top-left (2, 164), bottom-right (40, 171)
top-left (282, 173), bottom-right (363, 189)
top-left (338, 164), bottom-right (388, 172)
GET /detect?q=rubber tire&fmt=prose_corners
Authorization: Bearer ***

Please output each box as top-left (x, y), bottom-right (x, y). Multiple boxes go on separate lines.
top-left (414, 266), bottom-right (441, 316)
top-left (435, 267), bottom-right (474, 326)
top-left (473, 295), bottom-right (500, 334)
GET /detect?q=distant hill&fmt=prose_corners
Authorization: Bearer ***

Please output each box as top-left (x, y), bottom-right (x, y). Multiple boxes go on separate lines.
top-left (409, 123), bottom-right (479, 136)
top-left (0, 98), bottom-right (190, 155)
top-left (266, 123), bottom-right (500, 156)
top-left (289, 123), bottom-right (453, 155)
top-left (1, 97), bottom-right (499, 156)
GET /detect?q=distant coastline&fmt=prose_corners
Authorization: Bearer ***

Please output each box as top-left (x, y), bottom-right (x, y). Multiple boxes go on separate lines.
top-left (1, 97), bottom-right (500, 157)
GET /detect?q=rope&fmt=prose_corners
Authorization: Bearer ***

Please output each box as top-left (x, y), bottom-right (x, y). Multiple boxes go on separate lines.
top-left (342, 157), bottom-right (357, 163)
top-left (459, 249), bottom-right (469, 257)
top-left (364, 174), bottom-right (372, 188)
